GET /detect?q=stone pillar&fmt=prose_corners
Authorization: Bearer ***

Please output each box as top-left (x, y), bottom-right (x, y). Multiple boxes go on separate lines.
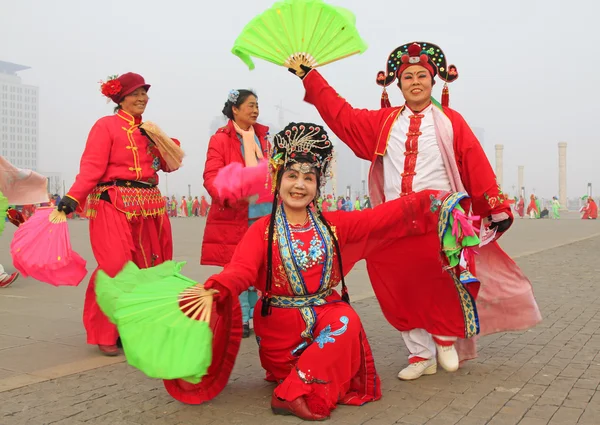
top-left (495, 144), bottom-right (504, 189)
top-left (558, 142), bottom-right (567, 209)
top-left (518, 165), bottom-right (524, 197)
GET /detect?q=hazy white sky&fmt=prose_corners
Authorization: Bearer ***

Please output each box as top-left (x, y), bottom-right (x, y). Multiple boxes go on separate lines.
top-left (1, 0), bottom-right (598, 199)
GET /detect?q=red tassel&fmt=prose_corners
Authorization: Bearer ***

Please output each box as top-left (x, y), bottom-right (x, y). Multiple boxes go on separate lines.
top-left (381, 89), bottom-right (391, 108)
top-left (441, 83), bottom-right (449, 108)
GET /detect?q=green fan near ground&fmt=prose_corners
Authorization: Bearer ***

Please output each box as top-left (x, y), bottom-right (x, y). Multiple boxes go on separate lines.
top-left (95, 261), bottom-right (217, 384)
top-left (232, 0), bottom-right (367, 76)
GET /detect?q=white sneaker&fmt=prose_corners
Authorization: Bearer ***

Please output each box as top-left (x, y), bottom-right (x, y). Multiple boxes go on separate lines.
top-left (397, 359), bottom-right (437, 381)
top-left (435, 343), bottom-right (459, 372)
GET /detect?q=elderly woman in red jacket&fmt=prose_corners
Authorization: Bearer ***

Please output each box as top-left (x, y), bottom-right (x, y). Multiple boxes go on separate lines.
top-left (201, 89), bottom-right (271, 337)
top-left (57, 73), bottom-right (182, 355)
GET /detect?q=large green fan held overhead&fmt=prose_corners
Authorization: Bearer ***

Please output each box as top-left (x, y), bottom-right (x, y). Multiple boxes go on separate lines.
top-left (232, 0), bottom-right (367, 76)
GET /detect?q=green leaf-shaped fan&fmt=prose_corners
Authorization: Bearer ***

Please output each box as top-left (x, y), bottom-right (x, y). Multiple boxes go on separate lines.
top-left (232, 0), bottom-right (368, 74)
top-left (96, 261), bottom-right (216, 384)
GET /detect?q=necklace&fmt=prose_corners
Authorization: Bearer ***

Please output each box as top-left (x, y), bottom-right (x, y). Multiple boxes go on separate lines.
top-left (288, 214), bottom-right (310, 227)
top-left (287, 213), bottom-right (325, 272)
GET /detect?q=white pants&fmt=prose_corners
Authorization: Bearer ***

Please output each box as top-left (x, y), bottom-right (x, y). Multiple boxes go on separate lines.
top-left (402, 329), bottom-right (457, 361)
top-left (0, 264), bottom-right (7, 280)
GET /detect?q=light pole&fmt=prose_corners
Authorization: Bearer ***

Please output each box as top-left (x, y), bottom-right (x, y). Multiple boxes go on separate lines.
top-left (188, 184), bottom-right (191, 198)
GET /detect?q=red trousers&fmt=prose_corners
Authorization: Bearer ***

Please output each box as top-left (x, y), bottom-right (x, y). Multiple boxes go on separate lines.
top-left (83, 201), bottom-right (173, 345)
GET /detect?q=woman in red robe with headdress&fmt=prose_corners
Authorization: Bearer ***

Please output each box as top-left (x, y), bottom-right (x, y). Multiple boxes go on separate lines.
top-left (165, 123), bottom-right (478, 421)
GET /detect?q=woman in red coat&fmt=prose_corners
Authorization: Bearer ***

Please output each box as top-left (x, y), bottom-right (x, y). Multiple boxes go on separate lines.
top-left (201, 89), bottom-right (271, 337)
top-left (57, 73), bottom-right (182, 356)
top-left (170, 122), bottom-right (478, 420)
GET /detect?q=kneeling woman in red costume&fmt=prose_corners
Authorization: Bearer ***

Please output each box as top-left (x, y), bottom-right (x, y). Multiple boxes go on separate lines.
top-left (167, 122), bottom-right (475, 421)
top-left (57, 73), bottom-right (183, 356)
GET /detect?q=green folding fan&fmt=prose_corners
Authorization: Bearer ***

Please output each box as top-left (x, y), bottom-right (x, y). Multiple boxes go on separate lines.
top-left (232, 0), bottom-right (368, 75)
top-left (96, 261), bottom-right (217, 384)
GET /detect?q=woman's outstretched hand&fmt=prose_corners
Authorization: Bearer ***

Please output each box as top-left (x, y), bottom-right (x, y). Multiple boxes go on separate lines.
top-left (288, 64), bottom-right (313, 80)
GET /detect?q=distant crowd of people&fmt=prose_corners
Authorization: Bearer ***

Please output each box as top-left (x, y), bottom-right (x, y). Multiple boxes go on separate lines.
top-left (318, 195), bottom-right (371, 212)
top-left (513, 194), bottom-right (597, 220)
top-left (165, 195), bottom-right (211, 218)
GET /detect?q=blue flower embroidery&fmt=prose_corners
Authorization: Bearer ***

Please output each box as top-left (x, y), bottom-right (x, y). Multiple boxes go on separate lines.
top-left (291, 235), bottom-right (324, 271)
top-left (292, 240), bottom-right (309, 269)
top-left (308, 238), bottom-right (323, 261)
top-left (151, 156), bottom-right (161, 171)
top-left (314, 316), bottom-right (349, 349)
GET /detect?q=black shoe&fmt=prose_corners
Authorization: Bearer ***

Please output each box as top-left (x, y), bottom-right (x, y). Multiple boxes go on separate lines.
top-left (242, 322), bottom-right (250, 338)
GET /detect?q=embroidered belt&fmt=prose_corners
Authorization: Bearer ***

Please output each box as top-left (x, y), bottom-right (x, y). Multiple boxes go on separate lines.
top-left (270, 289), bottom-right (334, 357)
top-left (271, 289), bottom-right (334, 344)
top-left (86, 184), bottom-right (166, 221)
top-left (270, 289), bottom-right (333, 308)
top-left (98, 179), bottom-right (156, 189)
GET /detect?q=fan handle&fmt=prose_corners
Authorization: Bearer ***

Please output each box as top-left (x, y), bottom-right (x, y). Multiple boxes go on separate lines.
top-left (286, 50), bottom-right (363, 77)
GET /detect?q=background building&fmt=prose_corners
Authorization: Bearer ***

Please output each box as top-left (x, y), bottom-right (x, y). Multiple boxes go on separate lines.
top-left (0, 60), bottom-right (38, 170)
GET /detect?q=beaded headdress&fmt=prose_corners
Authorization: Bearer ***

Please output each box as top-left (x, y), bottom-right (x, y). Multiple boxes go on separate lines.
top-left (376, 41), bottom-right (458, 108)
top-left (269, 122), bottom-right (334, 192)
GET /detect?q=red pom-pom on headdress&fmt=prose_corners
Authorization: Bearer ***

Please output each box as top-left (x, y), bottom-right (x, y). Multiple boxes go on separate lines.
top-left (407, 43), bottom-right (422, 57)
top-left (399, 43), bottom-right (435, 77)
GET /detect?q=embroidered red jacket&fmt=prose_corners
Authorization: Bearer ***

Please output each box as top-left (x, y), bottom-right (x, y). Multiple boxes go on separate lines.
top-left (67, 110), bottom-right (180, 205)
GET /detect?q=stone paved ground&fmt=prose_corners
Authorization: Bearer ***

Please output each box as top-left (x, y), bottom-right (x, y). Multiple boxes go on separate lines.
top-left (2, 234), bottom-right (600, 425)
